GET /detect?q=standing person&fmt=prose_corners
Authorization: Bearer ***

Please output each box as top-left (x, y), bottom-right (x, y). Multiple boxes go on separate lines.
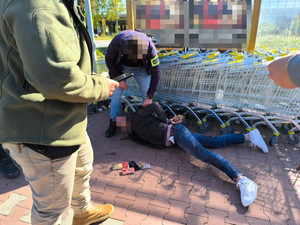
top-left (268, 52), bottom-right (300, 89)
top-left (268, 52), bottom-right (300, 171)
top-left (0, 1), bottom-right (119, 225)
top-left (0, 144), bottom-right (20, 179)
top-left (118, 102), bottom-right (269, 207)
top-left (105, 30), bottom-right (160, 137)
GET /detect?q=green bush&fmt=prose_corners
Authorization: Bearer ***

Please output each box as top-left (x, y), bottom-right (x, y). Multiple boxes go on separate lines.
top-left (256, 35), bottom-right (300, 50)
top-left (96, 48), bottom-right (106, 59)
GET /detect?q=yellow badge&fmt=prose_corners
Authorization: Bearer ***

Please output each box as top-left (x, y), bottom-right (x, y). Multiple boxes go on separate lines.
top-left (151, 55), bottom-right (160, 67)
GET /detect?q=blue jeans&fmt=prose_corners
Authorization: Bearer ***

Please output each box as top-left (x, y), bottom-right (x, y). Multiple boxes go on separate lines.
top-left (173, 124), bottom-right (245, 181)
top-left (110, 65), bottom-right (151, 121)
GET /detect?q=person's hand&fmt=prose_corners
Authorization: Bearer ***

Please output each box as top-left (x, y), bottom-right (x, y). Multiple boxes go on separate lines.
top-left (143, 97), bottom-right (152, 107)
top-left (107, 79), bottom-right (119, 96)
top-left (171, 115), bottom-right (183, 124)
top-left (268, 54), bottom-right (297, 89)
top-left (118, 80), bottom-right (128, 90)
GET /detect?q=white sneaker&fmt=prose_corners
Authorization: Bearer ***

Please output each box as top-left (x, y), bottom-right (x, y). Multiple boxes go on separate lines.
top-left (236, 176), bottom-right (257, 207)
top-left (249, 129), bottom-right (269, 153)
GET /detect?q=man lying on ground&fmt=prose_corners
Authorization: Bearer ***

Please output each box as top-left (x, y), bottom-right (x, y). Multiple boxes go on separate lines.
top-left (117, 102), bottom-right (269, 207)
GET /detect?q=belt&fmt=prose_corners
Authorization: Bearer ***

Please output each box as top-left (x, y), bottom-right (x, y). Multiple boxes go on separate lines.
top-left (23, 143), bottom-right (80, 160)
top-left (122, 61), bottom-right (144, 67)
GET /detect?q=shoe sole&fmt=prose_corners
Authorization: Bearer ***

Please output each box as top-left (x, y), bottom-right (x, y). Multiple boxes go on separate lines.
top-left (74, 205), bottom-right (115, 225)
top-left (4, 171), bottom-right (20, 179)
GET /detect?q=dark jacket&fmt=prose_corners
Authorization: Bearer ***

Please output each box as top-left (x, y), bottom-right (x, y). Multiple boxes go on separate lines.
top-left (131, 102), bottom-right (171, 147)
top-left (105, 30), bottom-right (160, 97)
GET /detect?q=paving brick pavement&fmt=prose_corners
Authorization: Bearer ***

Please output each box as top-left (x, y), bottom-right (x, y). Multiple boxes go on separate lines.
top-left (0, 110), bottom-right (299, 225)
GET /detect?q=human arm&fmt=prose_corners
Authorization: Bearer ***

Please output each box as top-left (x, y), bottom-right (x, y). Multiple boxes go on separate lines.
top-left (268, 52), bottom-right (300, 89)
top-left (98, 72), bottom-right (119, 95)
top-left (143, 97), bottom-right (153, 107)
top-left (143, 41), bottom-right (160, 107)
top-left (5, 1), bottom-right (117, 103)
top-left (105, 35), bottom-right (124, 80)
top-left (137, 102), bottom-right (169, 123)
top-left (170, 115), bottom-right (183, 125)
top-left (107, 79), bottom-right (120, 95)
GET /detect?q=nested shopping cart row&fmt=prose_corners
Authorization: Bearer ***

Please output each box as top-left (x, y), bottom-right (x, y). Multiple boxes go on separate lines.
top-left (123, 49), bottom-right (300, 146)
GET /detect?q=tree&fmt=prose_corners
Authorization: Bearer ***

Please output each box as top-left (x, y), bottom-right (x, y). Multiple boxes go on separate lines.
top-left (91, 0), bottom-right (107, 34)
top-left (257, 22), bottom-right (278, 36)
top-left (290, 14), bottom-right (300, 36)
top-left (76, 0), bottom-right (125, 35)
top-left (107, 0), bottom-right (126, 33)
top-left (96, 0), bottom-right (109, 36)
top-left (76, 0), bottom-right (107, 35)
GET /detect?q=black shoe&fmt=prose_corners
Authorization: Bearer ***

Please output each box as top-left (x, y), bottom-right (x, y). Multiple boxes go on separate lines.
top-left (129, 161), bottom-right (141, 171)
top-left (105, 119), bottom-right (116, 137)
top-left (0, 157), bottom-right (20, 179)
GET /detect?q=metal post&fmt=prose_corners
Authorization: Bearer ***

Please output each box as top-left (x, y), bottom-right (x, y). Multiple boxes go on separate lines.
top-left (248, 0), bottom-right (262, 52)
top-left (126, 0), bottom-right (135, 30)
top-left (84, 0), bottom-right (98, 73)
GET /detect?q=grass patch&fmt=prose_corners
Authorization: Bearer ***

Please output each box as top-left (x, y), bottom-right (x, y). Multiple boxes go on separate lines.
top-left (96, 47), bottom-right (107, 59)
top-left (256, 35), bottom-right (300, 50)
top-left (95, 47), bottom-right (108, 72)
top-left (94, 36), bottom-right (113, 41)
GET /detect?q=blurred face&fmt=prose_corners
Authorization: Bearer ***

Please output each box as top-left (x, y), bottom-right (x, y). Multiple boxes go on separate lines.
top-left (123, 35), bottom-right (148, 63)
top-left (116, 116), bottom-right (131, 132)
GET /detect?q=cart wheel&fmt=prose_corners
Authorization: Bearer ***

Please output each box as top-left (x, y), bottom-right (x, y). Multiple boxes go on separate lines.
top-left (197, 124), bottom-right (207, 133)
top-left (281, 124), bottom-right (291, 134)
top-left (203, 121), bottom-right (211, 131)
top-left (226, 125), bottom-right (235, 134)
top-left (269, 135), bottom-right (278, 146)
top-left (288, 135), bottom-right (299, 145)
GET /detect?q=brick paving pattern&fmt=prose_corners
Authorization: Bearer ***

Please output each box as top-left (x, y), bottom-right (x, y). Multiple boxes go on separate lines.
top-left (0, 110), bottom-right (299, 225)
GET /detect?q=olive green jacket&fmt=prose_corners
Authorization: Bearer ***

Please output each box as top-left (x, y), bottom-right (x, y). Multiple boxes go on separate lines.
top-left (0, 0), bottom-right (109, 146)
top-left (287, 53), bottom-right (300, 87)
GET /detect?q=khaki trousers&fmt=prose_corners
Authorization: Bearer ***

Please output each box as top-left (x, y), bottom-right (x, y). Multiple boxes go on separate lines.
top-left (3, 134), bottom-right (94, 225)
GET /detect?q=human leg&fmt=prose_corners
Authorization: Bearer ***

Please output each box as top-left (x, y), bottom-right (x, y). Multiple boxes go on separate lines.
top-left (194, 133), bottom-right (258, 207)
top-left (106, 87), bottom-right (123, 137)
top-left (193, 128), bottom-right (268, 153)
top-left (107, 65), bottom-right (141, 137)
top-left (0, 144), bottom-right (20, 179)
top-left (191, 133), bottom-right (245, 149)
top-left (132, 67), bottom-right (151, 101)
top-left (2, 143), bottom-right (77, 225)
top-left (173, 124), bottom-right (243, 181)
top-left (71, 134), bottom-right (94, 212)
top-left (173, 124), bottom-right (257, 206)
top-left (72, 134), bottom-right (113, 225)
top-left (109, 87), bottom-right (124, 121)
